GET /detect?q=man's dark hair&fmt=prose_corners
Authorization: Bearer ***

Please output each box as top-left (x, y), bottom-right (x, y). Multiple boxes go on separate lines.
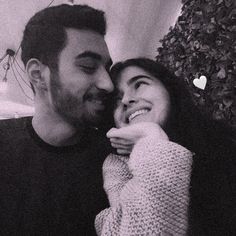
top-left (21, 4), bottom-right (106, 69)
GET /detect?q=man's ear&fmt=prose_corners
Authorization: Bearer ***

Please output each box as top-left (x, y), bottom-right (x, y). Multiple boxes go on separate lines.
top-left (26, 58), bottom-right (49, 91)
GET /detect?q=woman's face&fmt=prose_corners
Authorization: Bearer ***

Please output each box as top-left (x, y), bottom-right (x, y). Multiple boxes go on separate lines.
top-left (114, 66), bottom-right (171, 128)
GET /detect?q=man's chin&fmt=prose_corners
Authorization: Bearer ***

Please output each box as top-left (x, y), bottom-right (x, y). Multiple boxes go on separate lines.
top-left (60, 109), bottom-right (110, 130)
top-left (69, 115), bottom-right (103, 129)
top-left (86, 112), bottom-right (113, 130)
top-left (86, 115), bottom-right (104, 127)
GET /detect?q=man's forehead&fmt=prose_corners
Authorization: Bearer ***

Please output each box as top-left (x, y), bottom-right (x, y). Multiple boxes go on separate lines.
top-left (64, 28), bottom-right (111, 61)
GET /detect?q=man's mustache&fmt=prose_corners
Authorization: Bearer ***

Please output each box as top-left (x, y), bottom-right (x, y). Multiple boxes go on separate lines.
top-left (84, 90), bottom-right (112, 102)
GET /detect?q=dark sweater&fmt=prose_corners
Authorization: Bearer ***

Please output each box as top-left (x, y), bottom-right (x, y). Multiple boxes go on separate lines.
top-left (0, 117), bottom-right (111, 236)
top-left (188, 136), bottom-right (236, 235)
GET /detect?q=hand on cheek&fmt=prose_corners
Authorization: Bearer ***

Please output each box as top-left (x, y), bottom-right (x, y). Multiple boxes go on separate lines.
top-left (109, 136), bottom-right (134, 155)
top-left (107, 122), bottom-right (169, 155)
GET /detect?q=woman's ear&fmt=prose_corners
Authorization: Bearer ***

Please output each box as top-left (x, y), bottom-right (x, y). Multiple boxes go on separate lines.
top-left (26, 58), bottom-right (49, 92)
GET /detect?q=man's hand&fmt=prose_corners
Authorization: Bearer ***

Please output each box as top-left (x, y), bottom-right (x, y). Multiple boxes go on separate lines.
top-left (107, 122), bottom-right (169, 155)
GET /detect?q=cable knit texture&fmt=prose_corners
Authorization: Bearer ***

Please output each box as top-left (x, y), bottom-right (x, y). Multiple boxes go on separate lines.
top-left (95, 136), bottom-right (193, 236)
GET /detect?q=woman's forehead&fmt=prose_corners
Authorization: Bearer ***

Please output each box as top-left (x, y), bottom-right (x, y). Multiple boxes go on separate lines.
top-left (116, 66), bottom-right (150, 86)
top-left (115, 65), bottom-right (165, 90)
top-left (118, 66), bottom-right (149, 79)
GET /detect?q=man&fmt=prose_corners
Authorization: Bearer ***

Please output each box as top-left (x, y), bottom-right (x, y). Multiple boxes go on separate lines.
top-left (0, 4), bottom-right (114, 235)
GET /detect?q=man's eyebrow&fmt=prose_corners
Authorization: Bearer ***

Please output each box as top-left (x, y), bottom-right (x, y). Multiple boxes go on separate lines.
top-left (76, 51), bottom-right (102, 60)
top-left (127, 75), bottom-right (152, 86)
top-left (75, 51), bottom-right (113, 67)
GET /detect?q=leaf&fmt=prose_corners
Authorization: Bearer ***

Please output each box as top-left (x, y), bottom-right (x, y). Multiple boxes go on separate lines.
top-left (217, 67), bottom-right (226, 79)
top-left (223, 98), bottom-right (233, 108)
top-left (156, 0), bottom-right (236, 125)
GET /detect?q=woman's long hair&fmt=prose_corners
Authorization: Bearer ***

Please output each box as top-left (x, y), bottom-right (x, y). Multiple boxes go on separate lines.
top-left (110, 57), bottom-right (235, 155)
top-left (110, 58), bottom-right (236, 235)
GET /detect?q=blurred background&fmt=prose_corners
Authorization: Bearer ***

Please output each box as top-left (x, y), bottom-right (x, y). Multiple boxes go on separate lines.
top-left (0, 0), bottom-right (182, 119)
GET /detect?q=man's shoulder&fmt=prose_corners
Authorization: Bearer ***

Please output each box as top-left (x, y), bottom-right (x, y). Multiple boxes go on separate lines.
top-left (86, 128), bottom-right (113, 154)
top-left (0, 116), bottom-right (32, 136)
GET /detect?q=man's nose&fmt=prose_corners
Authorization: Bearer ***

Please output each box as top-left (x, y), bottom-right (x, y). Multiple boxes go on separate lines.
top-left (96, 69), bottom-right (114, 93)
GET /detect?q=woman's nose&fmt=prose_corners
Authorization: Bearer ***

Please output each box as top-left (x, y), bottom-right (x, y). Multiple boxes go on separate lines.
top-left (121, 92), bottom-right (136, 107)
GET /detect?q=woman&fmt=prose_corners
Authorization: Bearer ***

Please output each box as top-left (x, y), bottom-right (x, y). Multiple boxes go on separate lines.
top-left (95, 58), bottom-right (236, 235)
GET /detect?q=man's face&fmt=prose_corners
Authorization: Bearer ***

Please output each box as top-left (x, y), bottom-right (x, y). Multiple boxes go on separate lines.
top-left (49, 28), bottom-right (114, 127)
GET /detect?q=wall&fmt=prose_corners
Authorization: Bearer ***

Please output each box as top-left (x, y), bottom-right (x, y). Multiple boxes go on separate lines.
top-left (0, 0), bottom-right (182, 109)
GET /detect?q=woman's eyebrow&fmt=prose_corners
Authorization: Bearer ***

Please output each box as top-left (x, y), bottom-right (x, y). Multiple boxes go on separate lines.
top-left (115, 75), bottom-right (152, 96)
top-left (127, 75), bottom-right (152, 86)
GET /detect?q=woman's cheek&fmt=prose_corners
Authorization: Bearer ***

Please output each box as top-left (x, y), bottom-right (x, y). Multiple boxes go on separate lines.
top-left (114, 107), bottom-right (124, 128)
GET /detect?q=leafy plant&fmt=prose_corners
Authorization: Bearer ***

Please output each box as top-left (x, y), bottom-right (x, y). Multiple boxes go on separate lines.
top-left (156, 0), bottom-right (236, 126)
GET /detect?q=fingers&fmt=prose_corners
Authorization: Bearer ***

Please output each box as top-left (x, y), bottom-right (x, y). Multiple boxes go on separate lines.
top-left (107, 122), bottom-right (169, 157)
top-left (107, 127), bottom-right (133, 139)
top-left (106, 128), bottom-right (119, 138)
top-left (110, 142), bottom-right (133, 149)
top-left (116, 148), bottom-right (132, 155)
top-left (110, 138), bottom-right (133, 146)
top-left (110, 139), bottom-right (133, 152)
top-left (107, 122), bottom-right (168, 142)
top-left (110, 137), bottom-right (133, 156)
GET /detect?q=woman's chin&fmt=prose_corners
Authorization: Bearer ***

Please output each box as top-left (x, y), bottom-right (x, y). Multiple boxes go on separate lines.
top-left (128, 116), bottom-right (152, 125)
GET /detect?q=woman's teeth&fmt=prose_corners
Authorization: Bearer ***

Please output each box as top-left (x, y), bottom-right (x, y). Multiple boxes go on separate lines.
top-left (128, 109), bottom-right (149, 122)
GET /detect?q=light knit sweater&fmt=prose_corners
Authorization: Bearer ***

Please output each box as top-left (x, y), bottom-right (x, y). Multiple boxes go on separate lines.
top-left (95, 136), bottom-right (193, 236)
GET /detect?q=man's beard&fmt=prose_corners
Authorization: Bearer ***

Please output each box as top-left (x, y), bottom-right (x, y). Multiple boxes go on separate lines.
top-left (49, 72), bottom-right (110, 129)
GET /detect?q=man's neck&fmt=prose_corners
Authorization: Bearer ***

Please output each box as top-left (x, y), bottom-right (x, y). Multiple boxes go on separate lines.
top-left (32, 110), bottom-right (85, 147)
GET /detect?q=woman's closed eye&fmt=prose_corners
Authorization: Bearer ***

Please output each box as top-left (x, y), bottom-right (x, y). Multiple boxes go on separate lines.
top-left (134, 80), bottom-right (149, 89)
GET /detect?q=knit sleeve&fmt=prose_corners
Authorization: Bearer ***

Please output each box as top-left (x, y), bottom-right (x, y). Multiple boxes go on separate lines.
top-left (102, 154), bottom-right (132, 207)
top-left (95, 136), bottom-right (193, 236)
